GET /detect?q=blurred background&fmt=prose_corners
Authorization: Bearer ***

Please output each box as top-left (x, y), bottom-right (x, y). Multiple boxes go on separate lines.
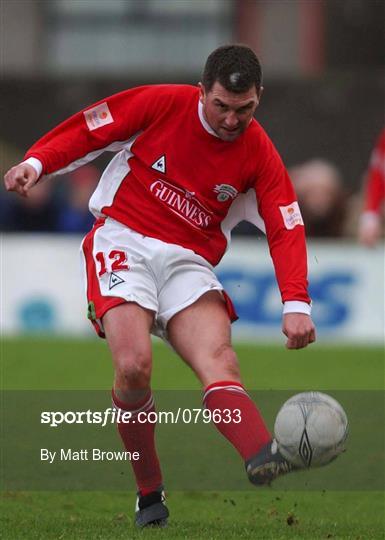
top-left (1, 0), bottom-right (384, 342)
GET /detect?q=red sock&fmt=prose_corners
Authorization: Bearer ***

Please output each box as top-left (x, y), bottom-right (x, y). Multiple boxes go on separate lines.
top-left (112, 389), bottom-right (163, 495)
top-left (203, 380), bottom-right (271, 461)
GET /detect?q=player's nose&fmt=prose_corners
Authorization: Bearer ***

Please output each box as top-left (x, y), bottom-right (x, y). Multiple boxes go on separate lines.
top-left (224, 112), bottom-right (239, 128)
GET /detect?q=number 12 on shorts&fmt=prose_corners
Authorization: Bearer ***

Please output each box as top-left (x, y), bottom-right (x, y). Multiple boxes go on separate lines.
top-left (95, 250), bottom-right (129, 276)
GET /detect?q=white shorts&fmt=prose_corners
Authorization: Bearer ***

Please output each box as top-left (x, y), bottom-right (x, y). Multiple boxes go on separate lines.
top-left (80, 218), bottom-right (237, 339)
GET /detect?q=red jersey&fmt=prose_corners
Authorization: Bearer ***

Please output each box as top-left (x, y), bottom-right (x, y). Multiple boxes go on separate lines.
top-left (363, 128), bottom-right (385, 214)
top-left (25, 84), bottom-right (310, 305)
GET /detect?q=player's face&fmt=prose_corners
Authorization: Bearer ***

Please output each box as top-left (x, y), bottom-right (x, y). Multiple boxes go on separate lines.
top-left (199, 81), bottom-right (262, 142)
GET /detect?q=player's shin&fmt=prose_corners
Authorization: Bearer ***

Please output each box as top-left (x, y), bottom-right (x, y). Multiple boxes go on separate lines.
top-left (203, 380), bottom-right (271, 461)
top-left (112, 389), bottom-right (163, 495)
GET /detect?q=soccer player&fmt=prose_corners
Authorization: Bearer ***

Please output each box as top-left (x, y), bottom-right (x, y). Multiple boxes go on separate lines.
top-left (4, 45), bottom-right (315, 527)
top-left (358, 128), bottom-right (385, 246)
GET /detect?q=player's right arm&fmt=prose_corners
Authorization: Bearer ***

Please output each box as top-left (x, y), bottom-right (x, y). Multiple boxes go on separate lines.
top-left (3, 85), bottom-right (166, 196)
top-left (4, 163), bottom-right (39, 197)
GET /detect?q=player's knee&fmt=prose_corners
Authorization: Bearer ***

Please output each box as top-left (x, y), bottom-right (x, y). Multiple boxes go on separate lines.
top-left (114, 351), bottom-right (152, 390)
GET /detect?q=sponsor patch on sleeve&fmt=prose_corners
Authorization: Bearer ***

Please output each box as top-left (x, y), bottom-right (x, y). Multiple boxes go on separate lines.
top-left (279, 201), bottom-right (304, 230)
top-left (83, 102), bottom-right (114, 131)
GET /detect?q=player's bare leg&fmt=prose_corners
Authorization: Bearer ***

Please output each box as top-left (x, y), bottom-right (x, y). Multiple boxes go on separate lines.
top-left (103, 302), bottom-right (168, 527)
top-left (167, 291), bottom-right (270, 464)
top-left (167, 291), bottom-right (241, 386)
top-left (103, 302), bottom-right (154, 402)
top-left (168, 290), bottom-right (295, 486)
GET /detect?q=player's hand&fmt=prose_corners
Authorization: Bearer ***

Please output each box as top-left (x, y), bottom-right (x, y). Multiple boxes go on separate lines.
top-left (282, 313), bottom-right (316, 350)
top-left (4, 163), bottom-right (39, 198)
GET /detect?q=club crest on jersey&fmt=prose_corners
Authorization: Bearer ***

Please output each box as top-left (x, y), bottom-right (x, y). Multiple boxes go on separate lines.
top-left (213, 184), bottom-right (238, 202)
top-left (151, 155), bottom-right (166, 174)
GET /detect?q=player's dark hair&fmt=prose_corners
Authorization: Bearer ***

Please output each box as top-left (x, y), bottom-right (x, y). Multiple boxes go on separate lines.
top-left (202, 44), bottom-right (262, 93)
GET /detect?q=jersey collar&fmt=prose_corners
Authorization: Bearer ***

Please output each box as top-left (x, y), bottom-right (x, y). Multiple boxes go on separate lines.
top-left (198, 101), bottom-right (219, 138)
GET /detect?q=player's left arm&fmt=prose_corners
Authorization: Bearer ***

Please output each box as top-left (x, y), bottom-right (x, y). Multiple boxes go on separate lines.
top-left (252, 135), bottom-right (315, 349)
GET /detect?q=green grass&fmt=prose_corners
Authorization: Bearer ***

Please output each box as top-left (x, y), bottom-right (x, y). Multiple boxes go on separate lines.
top-left (1, 338), bottom-right (384, 539)
top-left (1, 338), bottom-right (383, 390)
top-left (1, 490), bottom-right (383, 540)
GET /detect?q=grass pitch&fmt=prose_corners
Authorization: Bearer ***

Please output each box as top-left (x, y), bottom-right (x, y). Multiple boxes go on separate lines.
top-left (1, 338), bottom-right (384, 539)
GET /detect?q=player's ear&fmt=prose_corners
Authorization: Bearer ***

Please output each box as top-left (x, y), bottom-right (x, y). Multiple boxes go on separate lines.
top-left (198, 82), bottom-right (206, 104)
top-left (257, 86), bottom-right (264, 104)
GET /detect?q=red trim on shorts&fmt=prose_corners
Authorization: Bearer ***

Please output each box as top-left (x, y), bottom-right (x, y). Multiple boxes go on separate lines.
top-left (82, 219), bottom-right (126, 338)
top-left (222, 290), bottom-right (238, 323)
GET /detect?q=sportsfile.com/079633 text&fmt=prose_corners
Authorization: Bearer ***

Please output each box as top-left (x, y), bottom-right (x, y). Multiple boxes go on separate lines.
top-left (40, 408), bottom-right (242, 427)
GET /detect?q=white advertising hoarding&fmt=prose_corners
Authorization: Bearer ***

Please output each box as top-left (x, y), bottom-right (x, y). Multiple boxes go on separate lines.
top-left (216, 239), bottom-right (384, 343)
top-left (1, 235), bottom-right (384, 343)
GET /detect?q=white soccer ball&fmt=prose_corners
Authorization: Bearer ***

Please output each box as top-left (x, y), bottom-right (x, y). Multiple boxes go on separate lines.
top-left (274, 392), bottom-right (348, 468)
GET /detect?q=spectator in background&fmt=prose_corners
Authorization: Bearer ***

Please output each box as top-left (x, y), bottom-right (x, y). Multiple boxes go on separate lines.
top-left (2, 178), bottom-right (57, 232)
top-left (1, 161), bottom-right (99, 233)
top-left (289, 159), bottom-right (347, 237)
top-left (57, 165), bottom-right (99, 233)
top-left (357, 128), bottom-right (385, 247)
